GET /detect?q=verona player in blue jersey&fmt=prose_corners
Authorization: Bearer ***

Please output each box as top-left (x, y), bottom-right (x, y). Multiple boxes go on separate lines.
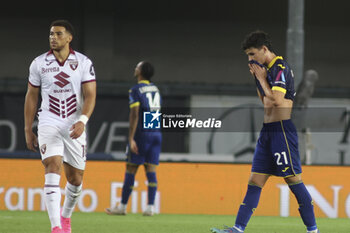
top-left (105, 61), bottom-right (162, 216)
top-left (211, 31), bottom-right (319, 233)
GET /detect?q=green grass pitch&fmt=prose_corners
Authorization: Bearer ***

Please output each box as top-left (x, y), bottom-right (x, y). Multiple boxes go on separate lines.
top-left (0, 211), bottom-right (349, 233)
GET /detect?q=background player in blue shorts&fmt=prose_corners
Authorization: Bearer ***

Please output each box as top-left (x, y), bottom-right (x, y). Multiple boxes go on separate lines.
top-left (211, 31), bottom-right (319, 233)
top-left (106, 61), bottom-right (162, 216)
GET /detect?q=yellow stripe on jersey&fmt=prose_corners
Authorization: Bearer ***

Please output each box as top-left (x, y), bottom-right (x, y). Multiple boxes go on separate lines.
top-left (278, 64), bottom-right (285, 69)
top-left (252, 172), bottom-right (272, 176)
top-left (280, 121), bottom-right (297, 176)
top-left (144, 162), bottom-right (159, 166)
top-left (148, 182), bottom-right (157, 187)
top-left (287, 180), bottom-right (303, 186)
top-left (130, 102), bottom-right (140, 108)
top-left (248, 182), bottom-right (263, 188)
top-left (267, 56), bottom-right (283, 69)
top-left (272, 86), bottom-right (286, 94)
top-left (127, 161), bottom-right (139, 166)
top-left (138, 80), bottom-right (150, 84)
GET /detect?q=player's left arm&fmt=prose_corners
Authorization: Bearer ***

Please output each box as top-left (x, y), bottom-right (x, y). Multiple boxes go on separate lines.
top-left (249, 63), bottom-right (285, 106)
top-left (70, 81), bottom-right (96, 139)
top-left (129, 105), bottom-right (139, 154)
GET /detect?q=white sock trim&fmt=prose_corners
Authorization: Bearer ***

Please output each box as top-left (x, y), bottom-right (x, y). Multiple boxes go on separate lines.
top-left (45, 173), bottom-right (61, 185)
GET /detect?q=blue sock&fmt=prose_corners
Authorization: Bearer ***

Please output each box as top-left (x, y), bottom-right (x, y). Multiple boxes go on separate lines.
top-left (121, 172), bottom-right (135, 205)
top-left (234, 184), bottom-right (262, 231)
top-left (146, 172), bottom-right (157, 205)
top-left (289, 182), bottom-right (317, 231)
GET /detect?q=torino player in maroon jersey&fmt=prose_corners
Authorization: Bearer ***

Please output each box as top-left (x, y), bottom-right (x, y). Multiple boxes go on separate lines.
top-left (24, 20), bottom-right (96, 233)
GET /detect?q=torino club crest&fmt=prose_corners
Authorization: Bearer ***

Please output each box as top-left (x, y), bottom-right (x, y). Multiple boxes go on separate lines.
top-left (40, 144), bottom-right (47, 154)
top-left (69, 60), bottom-right (78, 71)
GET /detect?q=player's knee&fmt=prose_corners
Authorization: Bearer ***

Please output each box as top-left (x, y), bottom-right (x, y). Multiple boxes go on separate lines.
top-left (284, 175), bottom-right (302, 184)
top-left (248, 179), bottom-right (265, 188)
top-left (45, 166), bottom-right (61, 174)
top-left (66, 175), bottom-right (83, 186)
top-left (248, 173), bottom-right (269, 188)
top-left (126, 164), bottom-right (139, 174)
top-left (68, 180), bottom-right (82, 186)
top-left (43, 157), bottom-right (62, 173)
top-left (145, 164), bottom-right (157, 173)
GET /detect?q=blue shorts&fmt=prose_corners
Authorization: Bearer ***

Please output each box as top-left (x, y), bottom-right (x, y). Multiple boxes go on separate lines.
top-left (252, 119), bottom-right (302, 177)
top-left (126, 132), bottom-right (162, 165)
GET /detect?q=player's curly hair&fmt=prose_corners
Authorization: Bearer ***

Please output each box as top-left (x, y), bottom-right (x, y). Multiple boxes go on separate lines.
top-left (140, 61), bottom-right (155, 81)
top-left (241, 30), bottom-right (275, 52)
top-left (50, 20), bottom-right (75, 37)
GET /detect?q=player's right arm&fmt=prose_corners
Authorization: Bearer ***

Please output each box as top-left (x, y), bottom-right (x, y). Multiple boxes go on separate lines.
top-left (24, 83), bottom-right (39, 152)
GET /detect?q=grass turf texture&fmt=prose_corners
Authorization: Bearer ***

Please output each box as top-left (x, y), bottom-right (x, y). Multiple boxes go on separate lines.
top-left (0, 211), bottom-right (349, 233)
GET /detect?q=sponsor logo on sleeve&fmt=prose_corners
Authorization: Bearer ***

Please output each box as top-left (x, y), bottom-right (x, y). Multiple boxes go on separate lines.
top-left (90, 64), bottom-right (95, 76)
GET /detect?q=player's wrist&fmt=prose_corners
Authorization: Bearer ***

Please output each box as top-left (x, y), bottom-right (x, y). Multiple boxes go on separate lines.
top-left (78, 114), bottom-right (89, 125)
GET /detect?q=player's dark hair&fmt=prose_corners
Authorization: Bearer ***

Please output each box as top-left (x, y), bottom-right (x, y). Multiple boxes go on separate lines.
top-left (50, 20), bottom-right (75, 37)
top-left (242, 30), bottom-right (274, 52)
top-left (140, 61), bottom-right (154, 80)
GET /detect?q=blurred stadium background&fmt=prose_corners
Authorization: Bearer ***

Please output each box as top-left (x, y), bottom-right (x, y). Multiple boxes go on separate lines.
top-left (1, 0), bottom-right (350, 223)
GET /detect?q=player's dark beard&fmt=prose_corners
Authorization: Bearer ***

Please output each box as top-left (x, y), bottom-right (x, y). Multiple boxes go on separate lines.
top-left (51, 45), bottom-right (64, 51)
top-left (50, 42), bottom-right (64, 52)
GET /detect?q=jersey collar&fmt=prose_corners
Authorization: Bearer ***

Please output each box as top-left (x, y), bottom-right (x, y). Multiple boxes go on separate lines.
top-left (267, 56), bottom-right (283, 69)
top-left (46, 47), bottom-right (76, 66)
top-left (138, 80), bottom-right (150, 84)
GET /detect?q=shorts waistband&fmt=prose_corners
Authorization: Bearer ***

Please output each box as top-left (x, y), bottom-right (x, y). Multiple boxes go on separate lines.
top-left (263, 119), bottom-right (292, 128)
